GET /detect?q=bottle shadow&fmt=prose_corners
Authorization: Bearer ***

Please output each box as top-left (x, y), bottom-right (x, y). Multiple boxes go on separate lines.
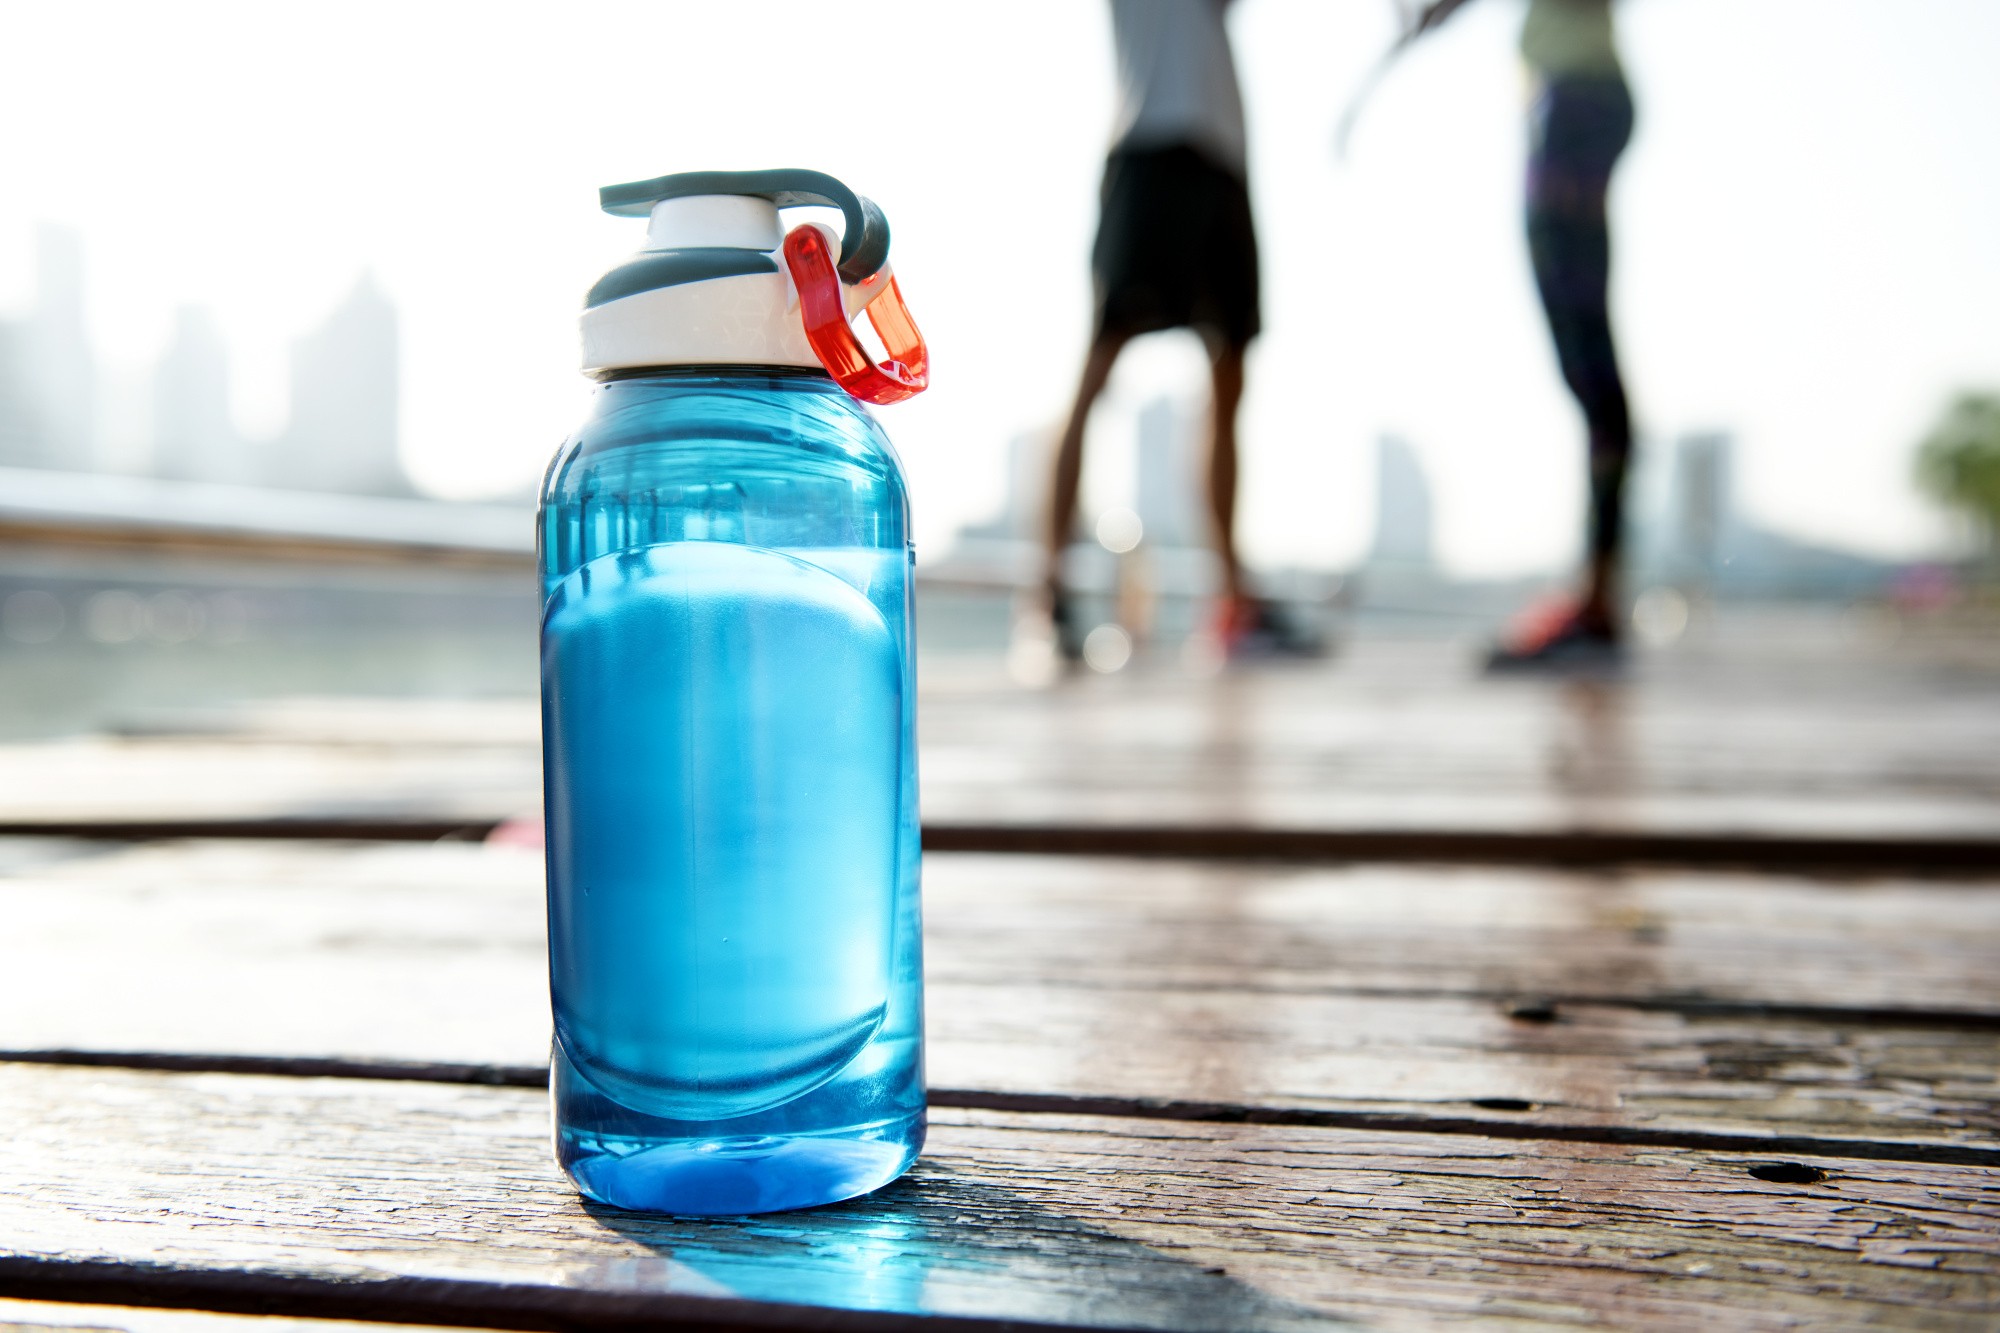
top-left (572, 1160), bottom-right (1338, 1331)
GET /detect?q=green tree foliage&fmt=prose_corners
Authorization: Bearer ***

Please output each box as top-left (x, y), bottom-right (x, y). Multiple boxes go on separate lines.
top-left (1916, 392), bottom-right (2000, 548)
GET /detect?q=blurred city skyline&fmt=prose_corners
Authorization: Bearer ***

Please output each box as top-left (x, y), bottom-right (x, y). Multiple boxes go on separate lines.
top-left (943, 396), bottom-right (1902, 606)
top-left (1, 0), bottom-right (1996, 577)
top-left (0, 225), bottom-right (407, 496)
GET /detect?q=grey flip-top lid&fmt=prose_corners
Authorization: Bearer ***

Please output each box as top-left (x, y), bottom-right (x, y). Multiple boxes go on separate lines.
top-left (598, 168), bottom-right (890, 289)
top-left (579, 167), bottom-right (897, 376)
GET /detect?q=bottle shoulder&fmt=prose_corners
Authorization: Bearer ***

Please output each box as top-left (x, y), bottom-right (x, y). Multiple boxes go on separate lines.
top-left (543, 370), bottom-right (905, 506)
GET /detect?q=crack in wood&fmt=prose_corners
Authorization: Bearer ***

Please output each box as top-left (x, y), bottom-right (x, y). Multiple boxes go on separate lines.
top-left (2, 1067), bottom-right (1993, 1331)
top-left (4, 1050), bottom-right (1994, 1172)
top-left (0, 1257), bottom-right (1121, 1333)
top-left (0, 819), bottom-right (1995, 874)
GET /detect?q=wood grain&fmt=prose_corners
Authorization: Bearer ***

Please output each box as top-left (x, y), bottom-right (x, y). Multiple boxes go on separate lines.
top-left (3, 660), bottom-right (1999, 860)
top-left (0, 1065), bottom-right (1995, 1331)
top-left (0, 735), bottom-right (535, 827)
top-left (3, 841), bottom-right (1996, 1153)
top-left (917, 666), bottom-right (2000, 842)
top-left (921, 854), bottom-right (2000, 1013)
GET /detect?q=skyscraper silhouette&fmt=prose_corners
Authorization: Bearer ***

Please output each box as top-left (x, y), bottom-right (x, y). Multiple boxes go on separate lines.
top-left (1135, 396), bottom-right (1196, 551)
top-left (0, 321), bottom-right (37, 465)
top-left (1671, 431), bottom-right (1728, 586)
top-left (26, 224), bottom-right (95, 469)
top-left (999, 429), bottom-right (1048, 539)
top-left (153, 304), bottom-right (245, 484)
top-left (1369, 434), bottom-right (1435, 571)
top-left (276, 273), bottom-right (407, 496)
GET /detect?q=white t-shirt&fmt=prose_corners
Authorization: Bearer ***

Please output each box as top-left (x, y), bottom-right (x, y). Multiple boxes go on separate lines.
top-left (1107, 0), bottom-right (1247, 179)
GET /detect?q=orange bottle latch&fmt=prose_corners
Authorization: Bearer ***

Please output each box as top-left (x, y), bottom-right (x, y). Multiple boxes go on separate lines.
top-left (782, 225), bottom-right (929, 405)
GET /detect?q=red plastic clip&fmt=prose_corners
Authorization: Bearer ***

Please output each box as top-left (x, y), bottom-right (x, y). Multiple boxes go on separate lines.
top-left (782, 224), bottom-right (929, 405)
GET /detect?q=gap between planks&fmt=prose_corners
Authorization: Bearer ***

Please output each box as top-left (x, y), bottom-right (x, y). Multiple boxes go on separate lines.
top-left (0, 819), bottom-right (1998, 874)
top-left (0, 1260), bottom-right (1033, 1333)
top-left (7, 842), bottom-right (1997, 1155)
top-left (3, 1065), bottom-right (1996, 1331)
top-left (6, 1049), bottom-right (1997, 1172)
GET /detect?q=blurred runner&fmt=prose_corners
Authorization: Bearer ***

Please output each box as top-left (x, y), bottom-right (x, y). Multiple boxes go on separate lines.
top-left (1397, 0), bottom-right (1637, 671)
top-left (1032, 0), bottom-right (1318, 666)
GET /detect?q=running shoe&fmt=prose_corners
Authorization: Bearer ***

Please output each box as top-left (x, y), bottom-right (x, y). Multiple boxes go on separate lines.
top-left (1049, 588), bottom-right (1088, 664)
top-left (1008, 588), bottom-right (1087, 686)
top-left (1212, 595), bottom-right (1328, 660)
top-left (1483, 598), bottom-right (1623, 674)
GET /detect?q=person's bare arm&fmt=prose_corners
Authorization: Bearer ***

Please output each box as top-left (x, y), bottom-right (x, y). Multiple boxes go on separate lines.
top-left (1411, 0), bottom-right (1477, 37)
top-left (1334, 0), bottom-right (1481, 158)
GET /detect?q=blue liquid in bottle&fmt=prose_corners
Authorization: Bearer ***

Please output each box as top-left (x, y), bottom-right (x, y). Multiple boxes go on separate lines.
top-left (540, 369), bottom-right (924, 1215)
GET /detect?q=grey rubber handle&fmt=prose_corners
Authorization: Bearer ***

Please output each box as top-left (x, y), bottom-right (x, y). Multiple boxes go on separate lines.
top-left (599, 168), bottom-right (891, 285)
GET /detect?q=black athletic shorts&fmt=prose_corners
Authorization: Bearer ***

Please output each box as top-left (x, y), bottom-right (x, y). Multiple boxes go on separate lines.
top-left (1092, 143), bottom-right (1261, 349)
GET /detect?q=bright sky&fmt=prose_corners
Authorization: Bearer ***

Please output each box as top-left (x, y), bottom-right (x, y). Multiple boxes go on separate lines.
top-left (1, 0), bottom-right (1996, 576)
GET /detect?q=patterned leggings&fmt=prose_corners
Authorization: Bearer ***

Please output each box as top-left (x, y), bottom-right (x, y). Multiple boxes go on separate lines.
top-left (1527, 76), bottom-right (1634, 563)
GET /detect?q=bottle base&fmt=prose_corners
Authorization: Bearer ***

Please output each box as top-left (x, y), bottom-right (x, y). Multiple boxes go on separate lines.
top-left (560, 1111), bottom-right (925, 1216)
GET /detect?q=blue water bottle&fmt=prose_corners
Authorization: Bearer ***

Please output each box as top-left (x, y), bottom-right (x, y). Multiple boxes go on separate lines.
top-left (539, 169), bottom-right (931, 1215)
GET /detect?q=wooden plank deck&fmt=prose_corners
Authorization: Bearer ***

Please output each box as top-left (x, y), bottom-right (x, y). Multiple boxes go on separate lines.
top-left (4, 1065), bottom-right (1995, 1332)
top-left (2, 841), bottom-right (1996, 1158)
top-left (0, 638), bottom-right (1995, 1329)
top-left (0, 644), bottom-right (1995, 867)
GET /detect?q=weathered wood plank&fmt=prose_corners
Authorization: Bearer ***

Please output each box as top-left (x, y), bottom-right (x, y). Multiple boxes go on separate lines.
top-left (0, 736), bottom-right (535, 828)
top-left (0, 1065), bottom-right (1994, 1331)
top-left (921, 854), bottom-right (2000, 1013)
top-left (3, 841), bottom-right (1997, 1152)
top-left (4, 662), bottom-right (2000, 862)
top-left (918, 667), bottom-right (2000, 843)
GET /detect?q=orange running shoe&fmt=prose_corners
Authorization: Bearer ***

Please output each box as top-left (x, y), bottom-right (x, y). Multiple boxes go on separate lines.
top-left (1483, 597), bottom-right (1622, 674)
top-left (1210, 595), bottom-right (1327, 661)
